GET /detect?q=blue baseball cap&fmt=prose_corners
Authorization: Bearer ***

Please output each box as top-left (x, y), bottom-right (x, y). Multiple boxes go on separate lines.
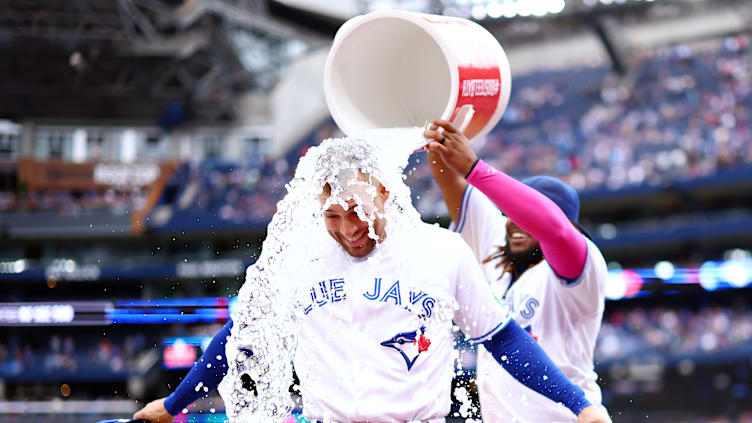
top-left (522, 175), bottom-right (591, 239)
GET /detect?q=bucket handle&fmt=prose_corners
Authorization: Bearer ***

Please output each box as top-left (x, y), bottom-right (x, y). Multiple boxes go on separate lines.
top-left (451, 105), bottom-right (475, 134)
top-left (418, 104), bottom-right (476, 152)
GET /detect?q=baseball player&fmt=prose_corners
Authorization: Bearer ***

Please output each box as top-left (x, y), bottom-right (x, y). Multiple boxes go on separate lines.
top-left (135, 139), bottom-right (608, 423)
top-left (424, 119), bottom-right (610, 422)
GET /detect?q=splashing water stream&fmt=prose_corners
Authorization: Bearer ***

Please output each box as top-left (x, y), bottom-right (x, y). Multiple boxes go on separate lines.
top-left (218, 127), bottom-right (461, 421)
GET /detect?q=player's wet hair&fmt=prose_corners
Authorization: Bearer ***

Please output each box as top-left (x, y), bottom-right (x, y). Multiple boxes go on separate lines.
top-left (318, 170), bottom-right (386, 204)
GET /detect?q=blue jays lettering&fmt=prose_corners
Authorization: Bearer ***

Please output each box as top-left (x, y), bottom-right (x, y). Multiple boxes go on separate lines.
top-left (505, 291), bottom-right (540, 320)
top-left (302, 277), bottom-right (436, 319)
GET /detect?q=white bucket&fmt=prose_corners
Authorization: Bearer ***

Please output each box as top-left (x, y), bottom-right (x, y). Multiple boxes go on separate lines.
top-left (324, 10), bottom-right (512, 141)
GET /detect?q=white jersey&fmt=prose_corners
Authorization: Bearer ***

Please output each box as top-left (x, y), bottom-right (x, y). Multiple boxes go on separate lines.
top-left (451, 185), bottom-right (608, 423)
top-left (293, 222), bottom-right (511, 423)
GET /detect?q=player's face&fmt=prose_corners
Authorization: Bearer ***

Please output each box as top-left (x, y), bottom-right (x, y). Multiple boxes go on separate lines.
top-left (320, 183), bottom-right (389, 258)
top-left (505, 220), bottom-right (540, 254)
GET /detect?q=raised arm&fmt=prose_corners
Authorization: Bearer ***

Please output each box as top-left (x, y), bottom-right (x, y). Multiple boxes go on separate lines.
top-left (466, 161), bottom-right (587, 278)
top-left (426, 119), bottom-right (587, 279)
top-left (425, 131), bottom-right (468, 224)
top-left (134, 319), bottom-right (233, 422)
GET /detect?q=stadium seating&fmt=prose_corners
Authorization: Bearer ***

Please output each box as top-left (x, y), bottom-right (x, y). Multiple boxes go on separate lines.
top-left (137, 36), bottom-right (752, 233)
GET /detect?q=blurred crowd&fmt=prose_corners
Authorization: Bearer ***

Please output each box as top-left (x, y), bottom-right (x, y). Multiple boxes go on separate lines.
top-left (596, 303), bottom-right (752, 362)
top-left (566, 36), bottom-right (751, 191)
top-left (164, 157), bottom-right (289, 222)
top-left (3, 303), bottom-right (749, 380)
top-left (152, 126), bottom-right (333, 224)
top-left (0, 188), bottom-right (146, 215)
top-left (0, 333), bottom-right (146, 378)
top-left (412, 35), bottom-right (752, 216)
top-left (162, 35), bottom-right (751, 223)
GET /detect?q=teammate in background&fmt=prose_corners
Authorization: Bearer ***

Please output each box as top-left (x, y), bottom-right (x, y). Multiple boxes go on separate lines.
top-left (424, 118), bottom-right (611, 422)
top-left (135, 140), bottom-right (608, 423)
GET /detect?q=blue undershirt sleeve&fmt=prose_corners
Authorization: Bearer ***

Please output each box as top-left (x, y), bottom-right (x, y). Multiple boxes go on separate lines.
top-left (482, 319), bottom-right (591, 416)
top-left (163, 319), bottom-right (234, 416)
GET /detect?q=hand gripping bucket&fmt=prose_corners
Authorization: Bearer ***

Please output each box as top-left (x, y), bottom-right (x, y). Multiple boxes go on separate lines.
top-left (324, 10), bottom-right (512, 141)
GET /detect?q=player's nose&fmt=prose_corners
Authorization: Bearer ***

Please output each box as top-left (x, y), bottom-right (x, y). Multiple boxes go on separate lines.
top-left (345, 213), bottom-right (367, 234)
top-left (340, 218), bottom-right (360, 238)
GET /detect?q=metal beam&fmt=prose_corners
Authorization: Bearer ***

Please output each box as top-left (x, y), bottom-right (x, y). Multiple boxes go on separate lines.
top-left (0, 0), bottom-right (315, 120)
top-left (126, 29), bottom-right (211, 58)
top-left (172, 0), bottom-right (304, 40)
top-left (117, 0), bottom-right (160, 41)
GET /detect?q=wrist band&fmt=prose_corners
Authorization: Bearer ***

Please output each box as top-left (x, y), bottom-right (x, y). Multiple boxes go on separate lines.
top-left (465, 158), bottom-right (480, 179)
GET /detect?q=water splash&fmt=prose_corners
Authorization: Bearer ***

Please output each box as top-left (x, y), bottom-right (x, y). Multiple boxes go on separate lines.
top-left (218, 127), bottom-right (457, 421)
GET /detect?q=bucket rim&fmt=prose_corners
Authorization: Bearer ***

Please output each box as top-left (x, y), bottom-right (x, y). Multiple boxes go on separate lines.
top-left (323, 9), bottom-right (460, 136)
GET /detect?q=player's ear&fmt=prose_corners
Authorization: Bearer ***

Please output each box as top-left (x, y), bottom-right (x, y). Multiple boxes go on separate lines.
top-left (318, 183), bottom-right (332, 205)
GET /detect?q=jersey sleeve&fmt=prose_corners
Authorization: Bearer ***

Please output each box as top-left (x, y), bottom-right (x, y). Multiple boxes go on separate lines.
top-left (449, 184), bottom-right (508, 263)
top-left (552, 239), bottom-right (608, 317)
top-left (164, 319), bottom-right (232, 415)
top-left (452, 236), bottom-right (512, 344)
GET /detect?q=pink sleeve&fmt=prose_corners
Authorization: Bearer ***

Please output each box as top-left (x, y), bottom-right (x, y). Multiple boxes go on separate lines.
top-left (465, 159), bottom-right (587, 279)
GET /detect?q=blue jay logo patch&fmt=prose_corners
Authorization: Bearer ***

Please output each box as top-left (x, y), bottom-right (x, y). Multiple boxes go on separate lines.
top-left (380, 327), bottom-right (431, 371)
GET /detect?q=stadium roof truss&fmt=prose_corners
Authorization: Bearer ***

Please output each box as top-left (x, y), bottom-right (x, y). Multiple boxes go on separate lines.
top-left (0, 0), bottom-right (324, 122)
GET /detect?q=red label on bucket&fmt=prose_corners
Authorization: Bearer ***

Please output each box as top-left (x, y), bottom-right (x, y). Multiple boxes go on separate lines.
top-left (419, 14), bottom-right (505, 139)
top-left (455, 66), bottom-right (501, 139)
